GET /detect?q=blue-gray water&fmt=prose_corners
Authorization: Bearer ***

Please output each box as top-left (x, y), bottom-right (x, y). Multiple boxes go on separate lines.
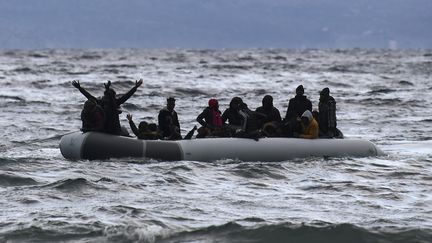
top-left (1, 49), bottom-right (432, 242)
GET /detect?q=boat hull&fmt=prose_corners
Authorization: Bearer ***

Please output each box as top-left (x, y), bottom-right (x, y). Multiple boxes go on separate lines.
top-left (59, 132), bottom-right (385, 161)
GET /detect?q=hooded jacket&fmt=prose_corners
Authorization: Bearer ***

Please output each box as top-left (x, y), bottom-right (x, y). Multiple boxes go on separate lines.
top-left (300, 110), bottom-right (319, 139)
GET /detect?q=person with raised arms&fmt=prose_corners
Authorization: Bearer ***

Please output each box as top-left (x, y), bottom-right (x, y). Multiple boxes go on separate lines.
top-left (72, 79), bottom-right (143, 136)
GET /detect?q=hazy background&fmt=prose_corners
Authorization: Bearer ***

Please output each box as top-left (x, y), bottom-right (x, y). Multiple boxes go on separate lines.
top-left (1, 0), bottom-right (431, 50)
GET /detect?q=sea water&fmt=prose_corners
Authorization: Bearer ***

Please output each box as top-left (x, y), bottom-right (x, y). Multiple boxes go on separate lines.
top-left (1, 49), bottom-right (432, 242)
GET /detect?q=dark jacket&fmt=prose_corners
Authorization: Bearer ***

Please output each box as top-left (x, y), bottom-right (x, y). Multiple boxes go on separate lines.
top-left (76, 85), bottom-right (138, 135)
top-left (81, 100), bottom-right (105, 132)
top-left (196, 107), bottom-right (223, 130)
top-left (238, 107), bottom-right (266, 133)
top-left (285, 95), bottom-right (312, 120)
top-left (158, 107), bottom-right (180, 138)
top-left (318, 96), bottom-right (337, 133)
top-left (255, 106), bottom-right (282, 127)
top-left (222, 108), bottom-right (243, 127)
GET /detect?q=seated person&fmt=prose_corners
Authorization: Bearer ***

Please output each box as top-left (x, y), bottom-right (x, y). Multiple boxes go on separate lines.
top-left (283, 85), bottom-right (312, 137)
top-left (318, 87), bottom-right (338, 138)
top-left (80, 100), bottom-right (105, 132)
top-left (126, 114), bottom-right (159, 140)
top-left (158, 97), bottom-right (181, 140)
top-left (298, 110), bottom-right (319, 139)
top-left (196, 98), bottom-right (228, 138)
top-left (255, 95), bottom-right (282, 127)
top-left (235, 102), bottom-right (266, 140)
top-left (222, 97), bottom-right (244, 132)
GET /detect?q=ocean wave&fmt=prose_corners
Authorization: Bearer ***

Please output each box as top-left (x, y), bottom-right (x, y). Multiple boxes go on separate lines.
top-left (1, 221), bottom-right (431, 243)
top-left (0, 224), bottom-right (103, 243)
top-left (0, 173), bottom-right (38, 186)
top-left (174, 87), bottom-right (210, 96)
top-left (161, 222), bottom-right (432, 243)
top-left (43, 178), bottom-right (106, 192)
top-left (398, 80), bottom-right (414, 86)
top-left (368, 88), bottom-right (397, 94)
top-left (230, 163), bottom-right (286, 180)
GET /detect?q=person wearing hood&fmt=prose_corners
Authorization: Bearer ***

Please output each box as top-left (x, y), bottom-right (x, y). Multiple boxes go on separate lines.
top-left (197, 99), bottom-right (224, 130)
top-left (222, 97), bottom-right (244, 131)
top-left (72, 79), bottom-right (143, 135)
top-left (196, 98), bottom-right (226, 137)
top-left (79, 99), bottom-right (105, 133)
top-left (298, 110), bottom-right (319, 139)
top-left (255, 95), bottom-right (282, 127)
top-left (235, 102), bottom-right (266, 140)
top-left (318, 87), bottom-right (337, 138)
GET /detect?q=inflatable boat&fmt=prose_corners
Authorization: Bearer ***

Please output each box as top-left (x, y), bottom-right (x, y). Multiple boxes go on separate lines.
top-left (59, 132), bottom-right (385, 161)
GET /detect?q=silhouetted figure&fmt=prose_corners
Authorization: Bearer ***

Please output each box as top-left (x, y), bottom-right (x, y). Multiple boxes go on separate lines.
top-left (126, 114), bottom-right (160, 140)
top-left (197, 98), bottom-right (224, 130)
top-left (318, 87), bottom-right (338, 138)
top-left (72, 79), bottom-right (143, 135)
top-left (222, 97), bottom-right (244, 132)
top-left (284, 85), bottom-right (312, 137)
top-left (80, 99), bottom-right (105, 132)
top-left (285, 85), bottom-right (312, 120)
top-left (158, 97), bottom-right (181, 140)
top-left (236, 102), bottom-right (266, 140)
top-left (196, 98), bottom-right (228, 138)
top-left (255, 95), bottom-right (282, 128)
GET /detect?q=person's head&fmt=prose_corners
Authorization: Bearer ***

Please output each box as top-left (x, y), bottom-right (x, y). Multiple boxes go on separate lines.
top-left (104, 88), bottom-right (116, 99)
top-left (320, 87), bottom-right (330, 100)
top-left (229, 97), bottom-right (243, 111)
top-left (208, 98), bottom-right (219, 110)
top-left (262, 95), bottom-right (273, 109)
top-left (296, 85), bottom-right (304, 96)
top-left (83, 100), bottom-right (96, 110)
top-left (167, 97), bottom-right (176, 111)
top-left (301, 110), bottom-right (313, 126)
top-left (138, 121), bottom-right (149, 131)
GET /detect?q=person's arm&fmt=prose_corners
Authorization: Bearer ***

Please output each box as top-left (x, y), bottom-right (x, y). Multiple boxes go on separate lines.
top-left (174, 111), bottom-right (181, 131)
top-left (158, 110), bottom-right (170, 136)
top-left (117, 79), bottom-right (143, 105)
top-left (307, 99), bottom-right (312, 112)
top-left (72, 80), bottom-right (97, 102)
top-left (126, 114), bottom-right (140, 137)
top-left (328, 100), bottom-right (337, 129)
top-left (196, 108), bottom-right (210, 128)
top-left (222, 109), bottom-right (232, 124)
top-left (285, 100), bottom-right (294, 120)
top-left (275, 108), bottom-right (282, 122)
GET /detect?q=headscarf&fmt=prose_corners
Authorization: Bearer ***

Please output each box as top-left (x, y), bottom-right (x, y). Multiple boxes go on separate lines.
top-left (208, 98), bottom-right (218, 109)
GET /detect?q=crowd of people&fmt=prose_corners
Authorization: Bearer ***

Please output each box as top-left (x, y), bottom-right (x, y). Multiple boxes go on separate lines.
top-left (72, 80), bottom-right (341, 141)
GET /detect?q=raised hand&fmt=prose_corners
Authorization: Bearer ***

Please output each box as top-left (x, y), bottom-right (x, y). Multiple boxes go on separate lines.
top-left (135, 79), bottom-right (143, 88)
top-left (72, 80), bottom-right (80, 89)
top-left (104, 80), bottom-right (112, 91)
top-left (126, 114), bottom-right (133, 122)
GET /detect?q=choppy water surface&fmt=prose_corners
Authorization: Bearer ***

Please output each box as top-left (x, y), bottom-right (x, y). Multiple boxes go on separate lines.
top-left (1, 49), bottom-right (432, 242)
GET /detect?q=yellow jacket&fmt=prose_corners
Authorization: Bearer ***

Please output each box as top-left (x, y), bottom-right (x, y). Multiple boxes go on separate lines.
top-left (300, 118), bottom-right (319, 139)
